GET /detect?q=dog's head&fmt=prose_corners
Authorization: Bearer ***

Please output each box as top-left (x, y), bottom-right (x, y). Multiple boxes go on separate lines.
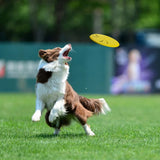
top-left (39, 44), bottom-right (72, 63)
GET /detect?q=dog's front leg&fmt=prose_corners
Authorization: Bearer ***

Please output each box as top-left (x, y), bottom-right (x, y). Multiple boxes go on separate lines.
top-left (49, 98), bottom-right (66, 123)
top-left (32, 98), bottom-right (45, 122)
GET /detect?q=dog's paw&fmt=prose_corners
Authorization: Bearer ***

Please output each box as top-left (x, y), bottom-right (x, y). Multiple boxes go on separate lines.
top-left (32, 110), bottom-right (41, 122)
top-left (49, 113), bottom-right (58, 123)
top-left (87, 131), bottom-right (95, 136)
top-left (54, 129), bottom-right (60, 136)
top-left (83, 124), bottom-right (95, 136)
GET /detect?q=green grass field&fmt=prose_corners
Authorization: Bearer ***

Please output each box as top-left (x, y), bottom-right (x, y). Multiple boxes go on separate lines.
top-left (0, 93), bottom-right (160, 160)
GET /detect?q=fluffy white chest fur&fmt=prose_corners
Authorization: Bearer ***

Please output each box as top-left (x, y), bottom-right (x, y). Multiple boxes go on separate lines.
top-left (37, 60), bottom-right (69, 105)
top-left (32, 59), bottom-right (69, 121)
top-left (36, 60), bottom-right (69, 97)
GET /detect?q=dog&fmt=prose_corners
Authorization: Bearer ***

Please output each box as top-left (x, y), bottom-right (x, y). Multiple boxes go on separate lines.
top-left (32, 44), bottom-right (111, 136)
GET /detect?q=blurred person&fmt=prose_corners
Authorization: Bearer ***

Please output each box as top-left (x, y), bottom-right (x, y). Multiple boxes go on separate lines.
top-left (111, 49), bottom-right (151, 94)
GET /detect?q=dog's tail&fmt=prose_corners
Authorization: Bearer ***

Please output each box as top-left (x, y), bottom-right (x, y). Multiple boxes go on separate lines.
top-left (79, 96), bottom-right (111, 115)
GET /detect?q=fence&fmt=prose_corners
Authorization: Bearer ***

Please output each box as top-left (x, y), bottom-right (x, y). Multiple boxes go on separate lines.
top-left (0, 42), bottom-right (113, 94)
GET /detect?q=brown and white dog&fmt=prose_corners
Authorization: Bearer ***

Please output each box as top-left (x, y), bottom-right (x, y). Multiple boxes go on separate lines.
top-left (32, 44), bottom-right (111, 136)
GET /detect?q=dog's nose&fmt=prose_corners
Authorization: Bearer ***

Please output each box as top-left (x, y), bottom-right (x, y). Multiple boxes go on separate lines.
top-left (68, 43), bottom-right (72, 48)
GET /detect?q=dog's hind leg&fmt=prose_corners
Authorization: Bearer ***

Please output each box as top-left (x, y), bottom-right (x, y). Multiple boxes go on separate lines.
top-left (74, 103), bottom-right (95, 136)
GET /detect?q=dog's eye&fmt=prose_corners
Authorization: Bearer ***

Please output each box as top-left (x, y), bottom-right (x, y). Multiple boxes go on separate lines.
top-left (44, 55), bottom-right (49, 60)
top-left (52, 54), bottom-right (59, 60)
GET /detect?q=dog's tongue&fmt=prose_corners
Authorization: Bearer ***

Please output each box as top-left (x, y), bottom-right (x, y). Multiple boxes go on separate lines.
top-left (62, 44), bottom-right (72, 59)
top-left (63, 50), bottom-right (69, 57)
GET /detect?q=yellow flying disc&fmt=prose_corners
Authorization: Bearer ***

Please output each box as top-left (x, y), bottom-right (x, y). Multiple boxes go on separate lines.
top-left (89, 34), bottom-right (120, 48)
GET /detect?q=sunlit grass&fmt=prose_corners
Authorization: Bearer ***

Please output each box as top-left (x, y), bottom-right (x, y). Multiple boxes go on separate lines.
top-left (0, 93), bottom-right (160, 160)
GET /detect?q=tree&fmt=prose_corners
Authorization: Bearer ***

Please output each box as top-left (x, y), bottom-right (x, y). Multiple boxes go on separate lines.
top-left (0, 0), bottom-right (160, 42)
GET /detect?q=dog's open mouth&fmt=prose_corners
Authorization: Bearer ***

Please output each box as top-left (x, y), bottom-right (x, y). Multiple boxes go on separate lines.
top-left (63, 49), bottom-right (70, 57)
top-left (63, 44), bottom-right (72, 60)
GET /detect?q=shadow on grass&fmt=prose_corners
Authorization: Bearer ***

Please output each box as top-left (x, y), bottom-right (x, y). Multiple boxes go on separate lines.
top-left (31, 132), bottom-right (86, 139)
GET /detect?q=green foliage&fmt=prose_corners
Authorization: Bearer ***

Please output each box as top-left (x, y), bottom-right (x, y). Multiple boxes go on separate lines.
top-left (136, 0), bottom-right (160, 29)
top-left (0, 94), bottom-right (160, 160)
top-left (0, 0), bottom-right (30, 40)
top-left (0, 0), bottom-right (160, 41)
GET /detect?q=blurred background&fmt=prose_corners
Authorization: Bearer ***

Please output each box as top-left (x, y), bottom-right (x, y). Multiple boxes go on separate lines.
top-left (0, 0), bottom-right (160, 94)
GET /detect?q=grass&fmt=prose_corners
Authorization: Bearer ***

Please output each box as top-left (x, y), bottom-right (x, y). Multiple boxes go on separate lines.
top-left (0, 93), bottom-right (160, 160)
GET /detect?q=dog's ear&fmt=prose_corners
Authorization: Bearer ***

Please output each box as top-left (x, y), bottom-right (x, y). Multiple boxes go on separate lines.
top-left (39, 49), bottom-right (46, 58)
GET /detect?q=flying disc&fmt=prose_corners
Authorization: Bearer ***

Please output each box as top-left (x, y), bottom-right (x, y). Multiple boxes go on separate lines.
top-left (89, 34), bottom-right (120, 48)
